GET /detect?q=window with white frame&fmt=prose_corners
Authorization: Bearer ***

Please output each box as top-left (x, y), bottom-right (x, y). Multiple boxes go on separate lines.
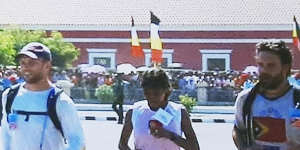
top-left (199, 49), bottom-right (232, 72)
top-left (144, 49), bottom-right (174, 67)
top-left (87, 49), bottom-right (117, 70)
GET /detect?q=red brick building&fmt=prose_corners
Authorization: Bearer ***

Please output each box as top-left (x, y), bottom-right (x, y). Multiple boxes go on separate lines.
top-left (1, 0), bottom-right (300, 71)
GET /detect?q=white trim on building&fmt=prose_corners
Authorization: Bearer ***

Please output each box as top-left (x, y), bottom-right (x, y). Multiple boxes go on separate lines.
top-left (143, 49), bottom-right (174, 67)
top-left (87, 49), bottom-right (117, 70)
top-left (200, 49), bottom-right (232, 72)
top-left (64, 38), bottom-right (292, 44)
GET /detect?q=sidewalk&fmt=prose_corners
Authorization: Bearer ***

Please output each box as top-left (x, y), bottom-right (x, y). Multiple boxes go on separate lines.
top-left (78, 111), bottom-right (235, 123)
top-left (76, 104), bottom-right (236, 123)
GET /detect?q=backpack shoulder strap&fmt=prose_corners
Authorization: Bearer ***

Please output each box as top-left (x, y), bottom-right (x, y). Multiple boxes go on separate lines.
top-left (242, 83), bottom-right (260, 123)
top-left (0, 84), bottom-right (21, 125)
top-left (47, 87), bottom-right (65, 142)
top-left (293, 87), bottom-right (300, 109)
top-left (5, 84), bottom-right (21, 116)
top-left (241, 82), bottom-right (260, 147)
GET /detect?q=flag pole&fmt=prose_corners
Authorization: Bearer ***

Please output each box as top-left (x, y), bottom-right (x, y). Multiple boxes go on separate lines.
top-left (293, 15), bottom-right (300, 51)
top-left (150, 11), bottom-right (163, 69)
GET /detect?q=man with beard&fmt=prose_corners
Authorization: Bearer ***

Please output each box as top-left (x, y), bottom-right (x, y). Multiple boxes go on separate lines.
top-left (0, 42), bottom-right (85, 150)
top-left (233, 40), bottom-right (300, 150)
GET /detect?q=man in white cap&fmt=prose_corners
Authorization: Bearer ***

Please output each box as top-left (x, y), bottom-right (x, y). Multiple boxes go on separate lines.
top-left (0, 42), bottom-right (85, 150)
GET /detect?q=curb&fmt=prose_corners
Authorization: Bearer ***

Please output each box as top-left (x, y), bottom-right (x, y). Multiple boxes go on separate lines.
top-left (80, 116), bottom-right (117, 121)
top-left (190, 118), bottom-right (234, 123)
top-left (75, 104), bottom-right (235, 114)
top-left (80, 116), bottom-right (234, 123)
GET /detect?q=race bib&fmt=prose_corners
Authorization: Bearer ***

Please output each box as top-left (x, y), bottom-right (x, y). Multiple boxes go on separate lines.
top-left (8, 113), bottom-right (18, 130)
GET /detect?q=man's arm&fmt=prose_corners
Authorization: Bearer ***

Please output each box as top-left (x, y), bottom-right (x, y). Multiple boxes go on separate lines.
top-left (232, 89), bottom-right (252, 150)
top-left (56, 93), bottom-right (85, 150)
top-left (1, 89), bottom-right (11, 150)
top-left (119, 109), bottom-right (133, 150)
top-left (232, 124), bottom-right (248, 149)
top-left (1, 121), bottom-right (11, 150)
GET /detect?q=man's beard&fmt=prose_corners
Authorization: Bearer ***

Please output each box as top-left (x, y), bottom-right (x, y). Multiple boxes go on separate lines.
top-left (259, 72), bottom-right (284, 90)
top-left (23, 73), bottom-right (44, 84)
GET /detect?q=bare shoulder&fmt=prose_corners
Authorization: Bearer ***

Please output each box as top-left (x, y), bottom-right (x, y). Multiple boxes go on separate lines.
top-left (125, 109), bottom-right (133, 123)
top-left (181, 108), bottom-right (191, 127)
top-left (126, 109), bottom-right (133, 116)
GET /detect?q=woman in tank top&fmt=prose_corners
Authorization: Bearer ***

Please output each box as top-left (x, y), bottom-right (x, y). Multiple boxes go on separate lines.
top-left (119, 69), bottom-right (200, 150)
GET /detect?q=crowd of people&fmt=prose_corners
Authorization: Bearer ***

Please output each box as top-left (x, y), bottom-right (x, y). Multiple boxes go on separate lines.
top-left (1, 62), bottom-right (300, 101)
top-left (1, 40), bottom-right (300, 149)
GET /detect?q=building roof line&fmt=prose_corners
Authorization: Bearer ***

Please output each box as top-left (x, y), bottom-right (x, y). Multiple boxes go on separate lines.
top-left (0, 24), bottom-right (294, 31)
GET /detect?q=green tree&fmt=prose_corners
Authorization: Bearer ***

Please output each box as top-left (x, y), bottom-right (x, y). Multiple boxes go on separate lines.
top-left (42, 31), bottom-right (80, 68)
top-left (0, 27), bottom-right (79, 68)
top-left (0, 30), bottom-right (16, 65)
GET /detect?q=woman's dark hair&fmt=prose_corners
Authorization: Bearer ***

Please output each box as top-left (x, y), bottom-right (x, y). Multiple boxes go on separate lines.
top-left (256, 39), bottom-right (292, 75)
top-left (141, 69), bottom-right (171, 90)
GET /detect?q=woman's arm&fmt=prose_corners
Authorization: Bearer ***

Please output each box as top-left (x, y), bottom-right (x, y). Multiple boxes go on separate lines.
top-left (119, 109), bottom-right (133, 150)
top-left (153, 109), bottom-right (200, 150)
top-left (180, 108), bottom-right (200, 150)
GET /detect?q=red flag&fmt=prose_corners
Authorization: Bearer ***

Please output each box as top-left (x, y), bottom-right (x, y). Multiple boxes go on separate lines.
top-left (150, 11), bottom-right (163, 64)
top-left (131, 16), bottom-right (144, 58)
top-left (253, 117), bottom-right (287, 143)
top-left (293, 16), bottom-right (300, 51)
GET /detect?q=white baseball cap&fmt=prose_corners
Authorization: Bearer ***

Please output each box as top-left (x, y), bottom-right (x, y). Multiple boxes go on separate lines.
top-left (17, 42), bottom-right (52, 61)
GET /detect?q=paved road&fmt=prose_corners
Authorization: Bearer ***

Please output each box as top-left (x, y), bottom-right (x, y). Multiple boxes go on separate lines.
top-left (0, 111), bottom-right (237, 150)
top-left (83, 120), bottom-right (237, 150)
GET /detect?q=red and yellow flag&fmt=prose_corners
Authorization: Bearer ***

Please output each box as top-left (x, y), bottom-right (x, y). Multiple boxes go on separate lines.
top-left (131, 16), bottom-right (144, 58)
top-left (253, 117), bottom-right (287, 143)
top-left (293, 16), bottom-right (300, 51)
top-left (150, 11), bottom-right (163, 64)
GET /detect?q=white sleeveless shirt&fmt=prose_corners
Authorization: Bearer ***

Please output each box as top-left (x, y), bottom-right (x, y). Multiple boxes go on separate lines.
top-left (251, 88), bottom-right (300, 150)
top-left (132, 100), bottom-right (183, 150)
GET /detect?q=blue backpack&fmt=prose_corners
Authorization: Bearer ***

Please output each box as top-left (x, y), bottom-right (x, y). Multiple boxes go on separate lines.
top-left (0, 84), bottom-right (66, 142)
